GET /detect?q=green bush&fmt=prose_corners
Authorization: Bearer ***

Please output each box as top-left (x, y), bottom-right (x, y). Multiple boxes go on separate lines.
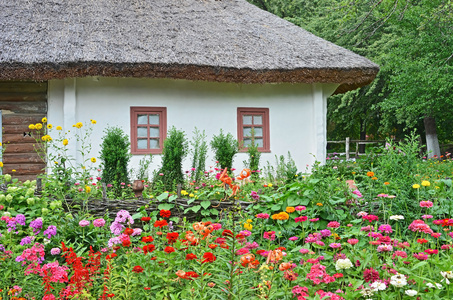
top-left (211, 129), bottom-right (238, 171)
top-left (190, 128), bottom-right (208, 183)
top-left (99, 126), bottom-right (131, 196)
top-left (157, 127), bottom-right (188, 191)
top-left (243, 137), bottom-right (261, 180)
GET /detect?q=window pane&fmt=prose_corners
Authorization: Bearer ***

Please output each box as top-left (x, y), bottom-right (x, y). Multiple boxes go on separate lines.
top-left (150, 139), bottom-right (159, 149)
top-left (149, 127), bottom-right (160, 138)
top-left (254, 127), bottom-right (263, 137)
top-left (137, 139), bottom-right (148, 149)
top-left (253, 115), bottom-right (262, 125)
top-left (243, 138), bottom-right (252, 147)
top-left (243, 115), bottom-right (252, 125)
top-left (137, 114), bottom-right (148, 125)
top-left (149, 114), bottom-right (159, 125)
top-left (243, 127), bottom-right (252, 137)
top-left (255, 138), bottom-right (263, 147)
top-left (137, 127), bottom-right (148, 138)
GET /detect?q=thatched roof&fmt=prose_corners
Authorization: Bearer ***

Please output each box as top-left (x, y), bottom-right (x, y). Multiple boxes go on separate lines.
top-left (0, 0), bottom-right (379, 93)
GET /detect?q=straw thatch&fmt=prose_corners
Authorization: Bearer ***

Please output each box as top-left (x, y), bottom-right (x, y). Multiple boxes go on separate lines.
top-left (0, 0), bottom-right (378, 93)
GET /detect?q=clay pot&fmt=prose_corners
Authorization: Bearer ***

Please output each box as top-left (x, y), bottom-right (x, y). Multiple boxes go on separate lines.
top-left (132, 179), bottom-right (144, 198)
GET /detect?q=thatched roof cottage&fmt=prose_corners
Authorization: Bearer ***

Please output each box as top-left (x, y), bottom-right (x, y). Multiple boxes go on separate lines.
top-left (0, 0), bottom-right (378, 181)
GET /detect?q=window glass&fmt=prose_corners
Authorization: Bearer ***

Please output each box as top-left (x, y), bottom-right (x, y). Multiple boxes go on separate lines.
top-left (253, 115), bottom-right (262, 125)
top-left (137, 127), bottom-right (148, 138)
top-left (149, 139), bottom-right (159, 149)
top-left (149, 127), bottom-right (160, 138)
top-left (149, 114), bottom-right (159, 125)
top-left (137, 115), bottom-right (148, 125)
top-left (243, 115), bottom-right (253, 125)
top-left (137, 139), bottom-right (148, 149)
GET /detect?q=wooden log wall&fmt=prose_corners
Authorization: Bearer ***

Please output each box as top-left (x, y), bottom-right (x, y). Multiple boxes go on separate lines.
top-left (0, 81), bottom-right (47, 182)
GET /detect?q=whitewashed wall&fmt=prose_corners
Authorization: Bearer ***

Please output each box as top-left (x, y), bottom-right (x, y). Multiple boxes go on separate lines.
top-left (48, 77), bottom-right (338, 177)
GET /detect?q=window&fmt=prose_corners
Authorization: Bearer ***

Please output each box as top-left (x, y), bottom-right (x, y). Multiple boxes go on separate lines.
top-left (130, 107), bottom-right (167, 154)
top-left (237, 107), bottom-right (270, 152)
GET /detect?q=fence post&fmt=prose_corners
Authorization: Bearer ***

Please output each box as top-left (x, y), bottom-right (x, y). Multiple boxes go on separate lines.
top-left (345, 137), bottom-right (350, 160)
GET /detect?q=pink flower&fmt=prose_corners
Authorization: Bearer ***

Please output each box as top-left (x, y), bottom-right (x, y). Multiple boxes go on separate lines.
top-left (256, 213), bottom-right (270, 219)
top-left (289, 236), bottom-right (299, 241)
top-left (236, 248), bottom-right (250, 255)
top-left (329, 243), bottom-right (341, 249)
top-left (239, 230), bottom-right (251, 237)
top-left (413, 252), bottom-right (429, 260)
top-left (424, 249), bottom-right (438, 255)
top-left (93, 219), bottom-right (106, 228)
top-left (263, 231), bottom-right (276, 241)
top-left (431, 232), bottom-right (442, 238)
top-left (79, 220), bottom-right (90, 227)
top-left (362, 215), bottom-right (379, 222)
top-left (327, 221), bottom-right (340, 228)
top-left (420, 201), bottom-right (433, 208)
top-left (392, 251), bottom-right (407, 259)
top-left (299, 248), bottom-right (310, 254)
top-left (295, 206), bottom-right (306, 211)
top-left (309, 218), bottom-right (319, 222)
top-left (347, 239), bottom-right (359, 245)
top-left (422, 215), bottom-right (433, 219)
top-left (295, 216), bottom-right (308, 223)
top-left (376, 245), bottom-right (393, 252)
top-left (378, 224), bottom-right (392, 234)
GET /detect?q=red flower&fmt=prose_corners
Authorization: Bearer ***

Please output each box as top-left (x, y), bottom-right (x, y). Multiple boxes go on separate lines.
top-left (124, 228), bottom-right (134, 236)
top-left (185, 253), bottom-right (197, 260)
top-left (160, 210), bottom-right (171, 218)
top-left (132, 266), bottom-right (144, 273)
top-left (142, 236), bottom-right (154, 243)
top-left (143, 244), bottom-right (156, 254)
top-left (106, 253), bottom-right (117, 260)
top-left (121, 236), bottom-right (131, 247)
top-left (150, 256), bottom-right (157, 260)
top-left (154, 220), bottom-right (168, 228)
top-left (208, 244), bottom-right (218, 249)
top-left (166, 232), bottom-right (179, 244)
top-left (164, 246), bottom-right (175, 254)
top-left (277, 247), bottom-right (286, 251)
top-left (144, 287), bottom-right (151, 290)
top-left (185, 271), bottom-right (199, 279)
top-left (417, 238), bottom-right (428, 244)
top-left (424, 249), bottom-right (438, 255)
top-left (202, 252), bottom-right (216, 263)
top-left (222, 230), bottom-right (233, 237)
top-left (220, 243), bottom-right (229, 249)
top-left (141, 217), bottom-right (151, 222)
top-left (107, 294), bottom-right (114, 298)
top-left (333, 273), bottom-right (344, 278)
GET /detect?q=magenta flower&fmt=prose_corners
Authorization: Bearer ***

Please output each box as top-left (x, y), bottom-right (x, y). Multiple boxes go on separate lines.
top-left (256, 213), bottom-right (270, 219)
top-left (347, 239), bottom-right (359, 245)
top-left (295, 206), bottom-right (306, 211)
top-left (413, 252), bottom-right (429, 260)
top-left (377, 245), bottom-right (393, 252)
top-left (295, 216), bottom-right (308, 223)
top-left (327, 221), bottom-right (340, 228)
top-left (263, 231), bottom-right (276, 241)
top-left (50, 248), bottom-right (61, 255)
top-left (378, 224), bottom-right (393, 234)
top-left (422, 215), bottom-right (433, 219)
top-left (289, 236), bottom-right (298, 241)
top-left (309, 218), bottom-right (319, 222)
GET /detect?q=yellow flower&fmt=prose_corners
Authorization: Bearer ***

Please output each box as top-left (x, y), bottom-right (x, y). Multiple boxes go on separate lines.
top-left (367, 171), bottom-right (375, 177)
top-left (85, 185), bottom-right (91, 193)
top-left (268, 183), bottom-right (273, 188)
top-left (421, 180), bottom-right (430, 187)
top-left (189, 193), bottom-right (194, 197)
top-left (246, 219), bottom-right (253, 223)
top-left (56, 126), bottom-right (62, 130)
top-left (35, 123), bottom-right (43, 130)
top-left (0, 162), bottom-right (3, 167)
top-left (316, 202), bottom-right (323, 206)
top-left (41, 135), bottom-right (52, 142)
top-left (42, 117), bottom-right (47, 123)
top-left (29, 124), bottom-right (35, 130)
top-left (244, 223), bottom-right (253, 230)
top-left (286, 206), bottom-right (295, 213)
top-left (91, 157), bottom-right (96, 163)
top-left (352, 171), bottom-right (356, 175)
top-left (12, 169), bottom-right (16, 172)
top-left (75, 122), bottom-right (83, 129)
top-left (91, 119), bottom-right (97, 124)
top-left (47, 124), bottom-right (53, 129)
top-left (412, 184), bottom-right (420, 189)
top-left (63, 139), bottom-right (68, 146)
top-left (181, 190), bottom-right (189, 196)
top-left (54, 161), bottom-right (58, 164)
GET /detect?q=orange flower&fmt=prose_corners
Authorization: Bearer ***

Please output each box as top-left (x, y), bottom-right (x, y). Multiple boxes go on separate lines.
top-left (285, 207), bottom-right (295, 213)
top-left (371, 177), bottom-right (378, 180)
top-left (367, 171), bottom-right (375, 177)
top-left (279, 262), bottom-right (292, 271)
top-left (384, 182), bottom-right (390, 185)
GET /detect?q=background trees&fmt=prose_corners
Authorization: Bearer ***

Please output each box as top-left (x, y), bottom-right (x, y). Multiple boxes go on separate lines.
top-left (248, 0), bottom-right (453, 156)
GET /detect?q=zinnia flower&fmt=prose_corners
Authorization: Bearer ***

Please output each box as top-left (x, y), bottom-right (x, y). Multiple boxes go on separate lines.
top-left (132, 266), bottom-right (144, 273)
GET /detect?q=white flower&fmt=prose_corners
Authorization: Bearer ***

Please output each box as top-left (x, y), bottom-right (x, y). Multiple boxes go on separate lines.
top-left (360, 288), bottom-right (374, 297)
top-left (335, 258), bottom-right (353, 270)
top-left (426, 282), bottom-right (442, 289)
top-left (357, 211), bottom-right (368, 217)
top-left (390, 274), bottom-right (407, 288)
top-left (405, 290), bottom-right (418, 297)
top-left (389, 215), bottom-right (404, 220)
top-left (371, 281), bottom-right (387, 291)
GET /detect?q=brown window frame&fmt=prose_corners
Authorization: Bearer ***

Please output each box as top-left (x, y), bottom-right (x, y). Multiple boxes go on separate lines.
top-left (130, 107), bottom-right (167, 155)
top-left (237, 107), bottom-right (270, 152)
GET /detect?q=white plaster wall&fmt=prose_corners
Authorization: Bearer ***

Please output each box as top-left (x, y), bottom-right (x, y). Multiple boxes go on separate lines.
top-left (48, 77), bottom-right (338, 177)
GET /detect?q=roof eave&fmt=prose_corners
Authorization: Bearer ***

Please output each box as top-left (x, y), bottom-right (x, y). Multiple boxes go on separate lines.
top-left (0, 62), bottom-right (379, 93)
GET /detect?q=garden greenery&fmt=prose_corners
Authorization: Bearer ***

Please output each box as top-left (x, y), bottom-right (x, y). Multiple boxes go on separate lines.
top-left (190, 128), bottom-right (208, 183)
top-left (210, 129), bottom-right (238, 171)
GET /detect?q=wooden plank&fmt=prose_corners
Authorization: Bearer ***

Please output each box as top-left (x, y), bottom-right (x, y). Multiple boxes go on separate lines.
top-left (2, 153), bottom-right (44, 164)
top-left (0, 81), bottom-right (47, 93)
top-left (0, 93), bottom-right (47, 102)
top-left (0, 101), bottom-right (47, 114)
top-left (2, 113), bottom-right (46, 125)
top-left (3, 163), bottom-right (45, 175)
top-left (12, 174), bottom-right (41, 182)
top-left (3, 124), bottom-right (38, 134)
top-left (3, 143), bottom-right (44, 153)
top-left (3, 133), bottom-right (39, 144)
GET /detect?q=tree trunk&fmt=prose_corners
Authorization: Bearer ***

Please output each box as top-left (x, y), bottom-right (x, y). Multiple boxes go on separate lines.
top-left (424, 116), bottom-right (440, 158)
top-left (359, 121), bottom-right (366, 154)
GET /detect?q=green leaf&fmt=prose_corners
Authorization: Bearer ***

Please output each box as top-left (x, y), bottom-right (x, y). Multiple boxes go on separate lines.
top-left (200, 200), bottom-right (211, 209)
top-left (158, 203), bottom-right (174, 210)
top-left (157, 192), bottom-right (169, 201)
top-left (131, 212), bottom-right (142, 220)
top-left (271, 204), bottom-right (281, 211)
top-left (210, 209), bottom-right (219, 216)
top-left (168, 195), bottom-right (178, 202)
top-left (191, 205), bottom-right (201, 213)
